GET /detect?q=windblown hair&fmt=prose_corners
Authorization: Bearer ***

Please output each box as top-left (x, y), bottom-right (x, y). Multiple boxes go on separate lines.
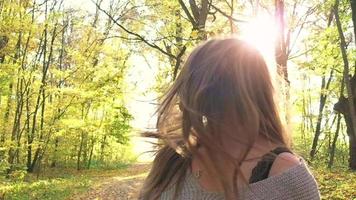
top-left (140, 38), bottom-right (289, 200)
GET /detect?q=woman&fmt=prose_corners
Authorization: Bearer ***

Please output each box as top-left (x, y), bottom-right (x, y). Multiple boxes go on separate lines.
top-left (140, 38), bottom-right (320, 200)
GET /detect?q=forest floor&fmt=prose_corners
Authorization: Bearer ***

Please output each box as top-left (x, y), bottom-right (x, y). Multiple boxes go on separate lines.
top-left (2, 162), bottom-right (355, 200)
top-left (67, 164), bottom-right (149, 200)
top-left (0, 163), bottom-right (150, 200)
top-left (68, 163), bottom-right (356, 200)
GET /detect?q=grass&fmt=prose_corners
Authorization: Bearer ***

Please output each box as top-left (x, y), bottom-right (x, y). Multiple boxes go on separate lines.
top-left (292, 134), bottom-right (356, 199)
top-left (1, 153), bottom-right (355, 200)
top-left (0, 164), bottom-right (130, 200)
top-left (312, 166), bottom-right (356, 200)
top-left (1, 177), bottom-right (90, 200)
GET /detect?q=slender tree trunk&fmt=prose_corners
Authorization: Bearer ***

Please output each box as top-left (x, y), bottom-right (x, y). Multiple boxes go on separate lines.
top-left (349, 130), bottom-right (356, 169)
top-left (100, 135), bottom-right (107, 162)
top-left (49, 11), bottom-right (67, 169)
top-left (82, 133), bottom-right (88, 165)
top-left (351, 0), bottom-right (356, 44)
top-left (2, 83), bottom-right (13, 143)
top-left (275, 0), bottom-right (290, 124)
top-left (307, 77), bottom-right (314, 133)
top-left (178, 0), bottom-right (209, 39)
top-left (341, 114), bottom-right (356, 169)
top-left (51, 137), bottom-right (59, 168)
top-left (29, 9), bottom-right (58, 173)
top-left (8, 78), bottom-right (24, 169)
top-left (77, 132), bottom-right (84, 171)
top-left (310, 70), bottom-right (334, 159)
top-left (7, 32), bottom-right (25, 175)
top-left (28, 24), bottom-right (48, 172)
top-left (25, 85), bottom-right (31, 168)
top-left (26, 30), bottom-right (45, 172)
top-left (275, 0), bottom-right (288, 81)
top-left (87, 139), bottom-right (95, 169)
top-left (334, 0), bottom-right (356, 170)
top-left (77, 103), bottom-right (90, 171)
top-left (328, 114), bottom-right (342, 168)
top-left (334, 0), bottom-right (356, 139)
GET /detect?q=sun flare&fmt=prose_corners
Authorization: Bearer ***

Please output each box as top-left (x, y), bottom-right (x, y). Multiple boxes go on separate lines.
top-left (239, 14), bottom-right (277, 75)
top-left (240, 15), bottom-right (277, 61)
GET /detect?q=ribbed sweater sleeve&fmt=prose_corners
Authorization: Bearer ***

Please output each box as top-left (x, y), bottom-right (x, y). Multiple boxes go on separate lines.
top-left (158, 160), bottom-right (320, 200)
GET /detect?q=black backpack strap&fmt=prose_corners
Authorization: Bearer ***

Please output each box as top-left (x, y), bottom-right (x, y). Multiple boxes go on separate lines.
top-left (249, 147), bottom-right (293, 184)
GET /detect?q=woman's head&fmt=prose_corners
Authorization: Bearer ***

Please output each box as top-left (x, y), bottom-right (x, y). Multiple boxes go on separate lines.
top-left (141, 38), bottom-right (289, 199)
top-left (161, 38), bottom-right (287, 151)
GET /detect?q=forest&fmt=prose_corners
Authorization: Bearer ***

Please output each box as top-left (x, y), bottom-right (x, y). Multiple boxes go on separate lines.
top-left (0, 0), bottom-right (355, 199)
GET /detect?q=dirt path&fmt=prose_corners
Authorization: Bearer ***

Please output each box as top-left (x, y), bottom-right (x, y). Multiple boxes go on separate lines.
top-left (69, 164), bottom-right (150, 200)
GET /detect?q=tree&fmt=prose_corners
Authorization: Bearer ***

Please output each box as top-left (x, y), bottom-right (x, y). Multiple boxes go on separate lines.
top-left (0, 0), bottom-right (134, 176)
top-left (333, 0), bottom-right (356, 170)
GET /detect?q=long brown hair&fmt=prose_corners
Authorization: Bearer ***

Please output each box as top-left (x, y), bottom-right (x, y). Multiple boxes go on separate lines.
top-left (140, 38), bottom-right (289, 199)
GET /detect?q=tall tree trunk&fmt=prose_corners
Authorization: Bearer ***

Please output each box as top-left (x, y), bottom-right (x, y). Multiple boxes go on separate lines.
top-left (334, 0), bottom-right (356, 170)
top-left (7, 32), bottom-right (24, 175)
top-left (50, 137), bottom-right (59, 168)
top-left (82, 133), bottom-right (88, 166)
top-left (26, 28), bottom-right (44, 172)
top-left (2, 83), bottom-right (13, 143)
top-left (310, 70), bottom-right (334, 159)
top-left (275, 0), bottom-right (288, 81)
top-left (29, 8), bottom-right (58, 172)
top-left (100, 135), bottom-right (107, 162)
top-left (178, 0), bottom-right (209, 40)
top-left (8, 78), bottom-right (24, 171)
top-left (275, 0), bottom-right (290, 124)
top-left (27, 23), bottom-right (48, 172)
top-left (349, 130), bottom-right (356, 169)
top-left (340, 114), bottom-right (356, 169)
top-left (77, 132), bottom-right (84, 171)
top-left (351, 0), bottom-right (356, 43)
top-left (87, 139), bottom-right (95, 169)
top-left (328, 114), bottom-right (342, 168)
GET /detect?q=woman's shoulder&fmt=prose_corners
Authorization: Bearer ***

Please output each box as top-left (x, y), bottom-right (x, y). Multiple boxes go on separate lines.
top-left (249, 156), bottom-right (321, 200)
top-left (268, 152), bottom-right (301, 177)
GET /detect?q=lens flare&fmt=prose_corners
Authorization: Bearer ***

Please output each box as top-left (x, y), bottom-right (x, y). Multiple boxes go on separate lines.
top-left (241, 15), bottom-right (276, 56)
top-left (240, 14), bottom-right (277, 74)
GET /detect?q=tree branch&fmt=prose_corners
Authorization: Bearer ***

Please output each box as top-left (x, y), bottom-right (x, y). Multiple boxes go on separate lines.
top-left (178, 0), bottom-right (197, 27)
top-left (189, 0), bottom-right (200, 22)
top-left (91, 0), bottom-right (177, 59)
top-left (198, 0), bottom-right (209, 27)
top-left (208, 2), bottom-right (247, 23)
top-left (173, 46), bottom-right (187, 80)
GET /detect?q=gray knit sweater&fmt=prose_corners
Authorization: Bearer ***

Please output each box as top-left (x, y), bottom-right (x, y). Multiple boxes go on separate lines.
top-left (159, 160), bottom-right (320, 200)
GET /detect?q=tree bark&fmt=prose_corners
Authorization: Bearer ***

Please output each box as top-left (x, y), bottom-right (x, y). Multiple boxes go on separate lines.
top-left (29, 11), bottom-right (59, 173)
top-left (77, 132), bottom-right (84, 171)
top-left (275, 0), bottom-right (291, 124)
top-left (275, 0), bottom-right (289, 82)
top-left (100, 135), bottom-right (107, 162)
top-left (334, 0), bottom-right (356, 139)
top-left (87, 139), bottom-right (95, 169)
top-left (333, 0), bottom-right (356, 170)
top-left (351, 0), bottom-right (356, 43)
top-left (178, 0), bottom-right (209, 39)
top-left (328, 114), bottom-right (342, 168)
top-left (310, 70), bottom-right (334, 159)
top-left (7, 32), bottom-right (25, 175)
top-left (50, 137), bottom-right (59, 168)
